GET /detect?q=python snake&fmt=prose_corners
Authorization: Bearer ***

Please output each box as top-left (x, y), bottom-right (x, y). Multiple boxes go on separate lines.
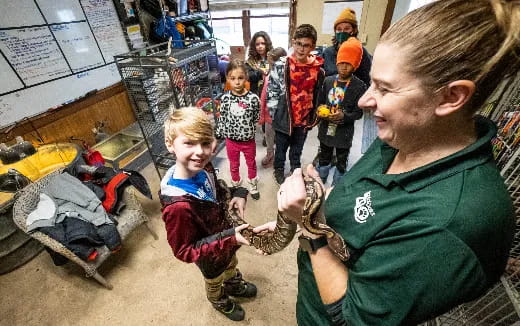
top-left (221, 175), bottom-right (350, 261)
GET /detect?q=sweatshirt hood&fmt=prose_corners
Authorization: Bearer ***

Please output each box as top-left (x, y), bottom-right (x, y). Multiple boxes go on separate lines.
top-left (160, 165), bottom-right (217, 200)
top-left (160, 165), bottom-right (188, 197)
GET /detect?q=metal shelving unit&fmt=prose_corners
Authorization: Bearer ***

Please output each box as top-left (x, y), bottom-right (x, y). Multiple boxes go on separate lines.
top-left (114, 39), bottom-right (220, 178)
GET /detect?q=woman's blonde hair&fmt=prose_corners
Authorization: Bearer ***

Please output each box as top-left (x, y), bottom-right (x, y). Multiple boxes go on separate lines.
top-left (164, 107), bottom-right (214, 144)
top-left (381, 0), bottom-right (520, 113)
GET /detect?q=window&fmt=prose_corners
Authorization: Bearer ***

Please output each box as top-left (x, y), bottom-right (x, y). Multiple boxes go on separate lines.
top-left (212, 18), bottom-right (243, 54)
top-left (408, 0), bottom-right (436, 12)
top-left (391, 0), bottom-right (437, 25)
top-left (211, 5), bottom-right (289, 55)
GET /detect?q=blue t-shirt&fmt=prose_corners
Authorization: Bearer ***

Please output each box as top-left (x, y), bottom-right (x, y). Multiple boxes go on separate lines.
top-left (167, 170), bottom-right (216, 202)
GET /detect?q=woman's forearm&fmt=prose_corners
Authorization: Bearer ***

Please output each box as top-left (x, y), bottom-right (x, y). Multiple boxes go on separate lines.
top-left (308, 242), bottom-right (349, 304)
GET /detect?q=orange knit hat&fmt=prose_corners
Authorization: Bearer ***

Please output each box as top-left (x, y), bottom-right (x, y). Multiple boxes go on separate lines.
top-left (336, 37), bottom-right (363, 70)
top-left (334, 8), bottom-right (358, 31)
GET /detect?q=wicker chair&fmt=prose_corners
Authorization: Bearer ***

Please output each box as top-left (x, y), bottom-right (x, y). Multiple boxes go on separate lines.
top-left (12, 168), bottom-right (158, 289)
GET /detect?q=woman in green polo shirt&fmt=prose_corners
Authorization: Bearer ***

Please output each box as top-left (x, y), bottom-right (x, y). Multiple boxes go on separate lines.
top-left (255, 0), bottom-right (519, 324)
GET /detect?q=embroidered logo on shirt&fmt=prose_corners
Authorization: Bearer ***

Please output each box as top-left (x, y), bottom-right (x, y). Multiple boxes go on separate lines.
top-left (354, 191), bottom-right (375, 223)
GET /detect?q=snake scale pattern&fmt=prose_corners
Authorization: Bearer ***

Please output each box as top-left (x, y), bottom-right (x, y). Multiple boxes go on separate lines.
top-left (221, 176), bottom-right (350, 261)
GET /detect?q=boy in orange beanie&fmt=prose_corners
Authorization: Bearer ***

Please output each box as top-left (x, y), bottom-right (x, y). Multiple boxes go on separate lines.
top-left (315, 37), bottom-right (367, 185)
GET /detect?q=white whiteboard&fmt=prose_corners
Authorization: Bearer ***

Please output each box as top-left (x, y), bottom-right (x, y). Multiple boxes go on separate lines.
top-left (50, 23), bottom-right (105, 72)
top-left (0, 27), bottom-right (71, 86)
top-left (0, 0), bottom-right (129, 128)
top-left (0, 0), bottom-right (45, 28)
top-left (36, 0), bottom-right (86, 24)
top-left (82, 0), bottom-right (129, 62)
top-left (0, 64), bottom-right (121, 125)
top-left (322, 1), bottom-right (364, 35)
top-left (0, 55), bottom-right (24, 93)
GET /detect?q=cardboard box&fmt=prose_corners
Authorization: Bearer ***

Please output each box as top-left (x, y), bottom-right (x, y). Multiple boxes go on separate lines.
top-left (230, 46), bottom-right (246, 61)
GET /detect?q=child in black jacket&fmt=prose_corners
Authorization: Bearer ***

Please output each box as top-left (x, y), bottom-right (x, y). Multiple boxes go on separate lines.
top-left (316, 37), bottom-right (367, 185)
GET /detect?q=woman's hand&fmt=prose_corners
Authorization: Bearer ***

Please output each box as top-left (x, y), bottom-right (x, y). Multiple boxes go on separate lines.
top-left (234, 224), bottom-right (250, 246)
top-left (278, 165), bottom-right (328, 226)
top-left (277, 168), bottom-right (308, 225)
top-left (229, 197), bottom-right (246, 219)
top-left (303, 164), bottom-right (334, 198)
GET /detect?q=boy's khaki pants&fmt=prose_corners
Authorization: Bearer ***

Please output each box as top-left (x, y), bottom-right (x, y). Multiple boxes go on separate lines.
top-left (204, 255), bottom-right (238, 304)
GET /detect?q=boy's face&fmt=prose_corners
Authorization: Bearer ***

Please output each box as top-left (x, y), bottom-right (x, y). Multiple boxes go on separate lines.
top-left (292, 37), bottom-right (315, 63)
top-left (335, 22), bottom-right (355, 35)
top-left (165, 132), bottom-right (216, 177)
top-left (337, 62), bottom-right (354, 79)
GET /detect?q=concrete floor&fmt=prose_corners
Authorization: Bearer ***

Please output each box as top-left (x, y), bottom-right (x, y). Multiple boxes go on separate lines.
top-left (0, 120), bottom-right (364, 326)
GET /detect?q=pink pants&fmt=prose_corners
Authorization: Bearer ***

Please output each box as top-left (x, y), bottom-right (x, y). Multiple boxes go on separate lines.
top-left (225, 138), bottom-right (257, 182)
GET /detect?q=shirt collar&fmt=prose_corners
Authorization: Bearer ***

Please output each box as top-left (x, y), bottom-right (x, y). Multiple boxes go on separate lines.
top-left (365, 116), bottom-right (497, 192)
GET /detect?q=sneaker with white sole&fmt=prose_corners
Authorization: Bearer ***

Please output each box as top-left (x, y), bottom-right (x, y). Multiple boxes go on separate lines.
top-left (247, 177), bottom-right (260, 200)
top-left (230, 178), bottom-right (242, 188)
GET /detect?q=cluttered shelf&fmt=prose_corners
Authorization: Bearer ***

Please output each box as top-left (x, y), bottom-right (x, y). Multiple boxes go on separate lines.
top-left (115, 39), bottom-right (220, 178)
top-left (115, 41), bottom-right (216, 68)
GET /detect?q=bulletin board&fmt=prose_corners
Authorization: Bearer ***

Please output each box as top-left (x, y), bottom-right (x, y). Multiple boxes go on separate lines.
top-left (322, 1), bottom-right (364, 35)
top-left (0, 0), bottom-right (130, 128)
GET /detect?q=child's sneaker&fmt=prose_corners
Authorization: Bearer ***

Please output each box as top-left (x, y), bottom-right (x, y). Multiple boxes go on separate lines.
top-left (212, 295), bottom-right (245, 321)
top-left (247, 177), bottom-right (260, 200)
top-left (230, 178), bottom-right (242, 187)
top-left (223, 270), bottom-right (258, 298)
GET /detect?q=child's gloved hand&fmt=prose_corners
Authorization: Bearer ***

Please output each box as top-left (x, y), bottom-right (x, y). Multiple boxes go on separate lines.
top-left (234, 224), bottom-right (250, 246)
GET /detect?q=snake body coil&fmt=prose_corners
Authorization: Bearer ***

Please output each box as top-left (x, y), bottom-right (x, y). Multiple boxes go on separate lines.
top-left (222, 176), bottom-right (349, 260)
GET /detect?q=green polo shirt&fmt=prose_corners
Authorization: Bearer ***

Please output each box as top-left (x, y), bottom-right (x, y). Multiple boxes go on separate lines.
top-left (296, 116), bottom-right (515, 326)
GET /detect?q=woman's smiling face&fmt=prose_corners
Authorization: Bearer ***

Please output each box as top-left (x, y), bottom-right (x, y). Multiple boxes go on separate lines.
top-left (358, 43), bottom-right (438, 150)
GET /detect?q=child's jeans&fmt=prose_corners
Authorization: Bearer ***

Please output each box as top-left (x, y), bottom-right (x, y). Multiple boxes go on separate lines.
top-left (274, 127), bottom-right (308, 171)
top-left (204, 255), bottom-right (238, 304)
top-left (225, 138), bottom-right (257, 182)
top-left (318, 143), bottom-right (350, 185)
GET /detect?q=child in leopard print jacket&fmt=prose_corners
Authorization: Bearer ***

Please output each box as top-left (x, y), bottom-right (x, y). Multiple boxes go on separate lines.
top-left (216, 59), bottom-right (261, 200)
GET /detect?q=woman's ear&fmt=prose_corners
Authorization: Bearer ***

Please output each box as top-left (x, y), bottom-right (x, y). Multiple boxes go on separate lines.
top-left (435, 80), bottom-right (475, 116)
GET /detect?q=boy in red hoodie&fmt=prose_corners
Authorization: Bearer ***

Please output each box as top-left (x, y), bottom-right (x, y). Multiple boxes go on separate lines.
top-left (159, 107), bottom-right (256, 322)
top-left (266, 24), bottom-right (325, 185)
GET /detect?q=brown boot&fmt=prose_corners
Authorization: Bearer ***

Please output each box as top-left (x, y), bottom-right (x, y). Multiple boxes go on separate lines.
top-left (261, 151), bottom-right (274, 168)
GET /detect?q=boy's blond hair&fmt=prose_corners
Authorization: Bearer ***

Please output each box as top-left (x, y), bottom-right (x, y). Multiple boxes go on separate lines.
top-left (164, 107), bottom-right (214, 144)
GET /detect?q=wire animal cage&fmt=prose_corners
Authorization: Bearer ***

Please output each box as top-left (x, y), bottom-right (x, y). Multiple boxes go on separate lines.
top-left (423, 73), bottom-right (520, 326)
top-left (114, 40), bottom-right (220, 178)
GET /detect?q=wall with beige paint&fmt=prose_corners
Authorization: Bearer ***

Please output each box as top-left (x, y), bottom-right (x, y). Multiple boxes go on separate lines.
top-left (296, 0), bottom-right (389, 54)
